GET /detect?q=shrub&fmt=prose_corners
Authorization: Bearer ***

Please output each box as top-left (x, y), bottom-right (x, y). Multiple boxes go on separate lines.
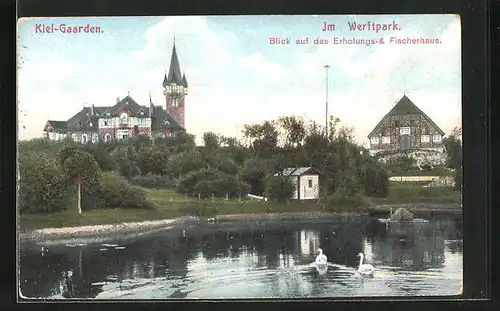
top-left (136, 147), bottom-right (169, 176)
top-left (385, 154), bottom-right (416, 171)
top-left (325, 187), bottom-right (373, 210)
top-left (192, 176), bottom-right (250, 198)
top-left (176, 168), bottom-right (221, 195)
top-left (264, 175), bottom-right (294, 202)
top-left (359, 162), bottom-right (389, 197)
top-left (131, 173), bottom-right (173, 189)
top-left (98, 172), bottom-right (155, 209)
top-left (18, 152), bottom-right (69, 214)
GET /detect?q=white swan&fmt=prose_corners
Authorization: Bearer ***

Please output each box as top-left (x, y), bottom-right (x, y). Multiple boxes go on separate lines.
top-left (357, 252), bottom-right (375, 276)
top-left (315, 248), bottom-right (328, 265)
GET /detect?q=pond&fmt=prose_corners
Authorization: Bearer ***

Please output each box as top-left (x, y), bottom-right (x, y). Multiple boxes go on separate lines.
top-left (19, 215), bottom-right (463, 299)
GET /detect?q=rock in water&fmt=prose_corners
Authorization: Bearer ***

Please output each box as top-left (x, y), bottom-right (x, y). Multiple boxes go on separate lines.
top-left (390, 208), bottom-right (414, 222)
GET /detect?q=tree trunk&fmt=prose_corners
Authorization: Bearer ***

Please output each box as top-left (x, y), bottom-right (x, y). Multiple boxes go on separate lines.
top-left (77, 180), bottom-right (82, 215)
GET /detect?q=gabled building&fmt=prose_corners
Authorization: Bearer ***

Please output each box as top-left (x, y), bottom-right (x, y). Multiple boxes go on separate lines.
top-left (42, 40), bottom-right (188, 143)
top-left (275, 167), bottom-right (321, 202)
top-left (367, 95), bottom-right (445, 155)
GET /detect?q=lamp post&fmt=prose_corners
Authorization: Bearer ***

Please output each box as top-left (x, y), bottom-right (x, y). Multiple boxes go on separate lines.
top-left (324, 65), bottom-right (330, 140)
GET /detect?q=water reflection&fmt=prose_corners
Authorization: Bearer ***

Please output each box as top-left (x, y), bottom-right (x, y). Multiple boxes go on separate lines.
top-left (19, 216), bottom-right (462, 299)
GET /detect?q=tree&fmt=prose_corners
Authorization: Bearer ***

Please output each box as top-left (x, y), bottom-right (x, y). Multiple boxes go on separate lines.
top-left (136, 146), bottom-right (169, 176)
top-left (58, 147), bottom-right (101, 214)
top-left (239, 157), bottom-right (273, 195)
top-left (443, 131), bottom-right (462, 169)
top-left (203, 132), bottom-right (220, 149)
top-left (264, 175), bottom-right (295, 202)
top-left (18, 152), bottom-right (68, 214)
top-left (359, 160), bottom-right (389, 197)
top-left (277, 116), bottom-right (306, 147)
top-left (167, 150), bottom-right (204, 179)
top-left (243, 121), bottom-right (279, 158)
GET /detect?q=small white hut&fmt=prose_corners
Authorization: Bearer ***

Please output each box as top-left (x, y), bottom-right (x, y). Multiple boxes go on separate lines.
top-left (274, 167), bottom-right (321, 202)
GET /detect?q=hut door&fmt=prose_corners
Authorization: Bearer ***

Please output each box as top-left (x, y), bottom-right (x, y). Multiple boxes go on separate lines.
top-left (400, 134), bottom-right (411, 150)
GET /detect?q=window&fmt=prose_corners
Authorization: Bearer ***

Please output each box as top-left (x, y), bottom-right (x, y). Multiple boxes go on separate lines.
top-left (421, 135), bottom-right (430, 143)
top-left (92, 133), bottom-right (98, 143)
top-left (400, 127), bottom-right (411, 135)
top-left (432, 134), bottom-right (442, 142)
top-left (370, 137), bottom-right (379, 144)
top-left (120, 113), bottom-right (128, 125)
top-left (138, 118), bottom-right (147, 126)
top-left (308, 179), bottom-right (313, 188)
top-left (382, 136), bottom-right (390, 144)
top-left (71, 133), bottom-right (78, 142)
top-left (104, 133), bottom-right (112, 142)
top-left (122, 134), bottom-right (128, 140)
top-left (82, 134), bottom-right (88, 144)
top-left (172, 97), bottom-right (178, 107)
top-left (106, 112), bottom-right (110, 116)
top-left (140, 111), bottom-right (144, 115)
top-left (89, 122), bottom-right (93, 127)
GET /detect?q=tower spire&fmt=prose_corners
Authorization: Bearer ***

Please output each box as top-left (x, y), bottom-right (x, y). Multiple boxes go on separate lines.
top-left (165, 38), bottom-right (183, 85)
top-left (149, 90), bottom-right (153, 118)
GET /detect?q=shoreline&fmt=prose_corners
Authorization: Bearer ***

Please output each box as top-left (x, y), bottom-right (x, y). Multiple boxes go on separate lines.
top-left (19, 203), bottom-right (461, 244)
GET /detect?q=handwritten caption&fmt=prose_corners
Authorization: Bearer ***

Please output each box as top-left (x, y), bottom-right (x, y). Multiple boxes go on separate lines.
top-left (269, 20), bottom-right (441, 45)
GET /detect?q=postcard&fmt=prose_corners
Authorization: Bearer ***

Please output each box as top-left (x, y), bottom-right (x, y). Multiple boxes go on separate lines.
top-left (17, 14), bottom-right (463, 300)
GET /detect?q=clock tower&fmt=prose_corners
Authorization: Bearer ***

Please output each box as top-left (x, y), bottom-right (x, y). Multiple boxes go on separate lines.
top-left (163, 40), bottom-right (188, 128)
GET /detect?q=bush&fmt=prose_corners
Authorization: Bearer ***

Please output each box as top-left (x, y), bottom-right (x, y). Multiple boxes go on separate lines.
top-left (359, 162), bottom-right (389, 197)
top-left (192, 176), bottom-right (250, 198)
top-left (136, 147), bottom-right (169, 176)
top-left (264, 175), bottom-right (295, 202)
top-left (385, 154), bottom-right (416, 171)
top-left (18, 152), bottom-right (69, 214)
top-left (131, 173), bottom-right (173, 189)
top-left (325, 187), bottom-right (373, 210)
top-left (177, 168), bottom-right (220, 195)
top-left (98, 172), bottom-right (155, 209)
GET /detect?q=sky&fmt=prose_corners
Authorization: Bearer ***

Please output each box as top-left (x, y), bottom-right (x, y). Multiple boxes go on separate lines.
top-left (17, 15), bottom-right (462, 146)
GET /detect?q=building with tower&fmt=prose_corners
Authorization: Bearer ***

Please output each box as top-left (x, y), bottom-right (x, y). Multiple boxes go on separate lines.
top-left (42, 40), bottom-right (188, 143)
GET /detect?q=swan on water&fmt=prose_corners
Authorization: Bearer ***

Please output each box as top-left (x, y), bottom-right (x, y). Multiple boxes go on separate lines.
top-left (357, 253), bottom-right (375, 276)
top-left (315, 248), bottom-right (328, 265)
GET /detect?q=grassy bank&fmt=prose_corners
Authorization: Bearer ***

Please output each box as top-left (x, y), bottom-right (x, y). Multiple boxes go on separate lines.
top-left (19, 183), bottom-right (461, 232)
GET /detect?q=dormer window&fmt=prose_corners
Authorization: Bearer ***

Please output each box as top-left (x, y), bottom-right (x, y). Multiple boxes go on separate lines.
top-left (140, 111), bottom-right (144, 115)
top-left (89, 122), bottom-right (93, 127)
top-left (164, 120), bottom-right (170, 126)
top-left (106, 112), bottom-right (110, 116)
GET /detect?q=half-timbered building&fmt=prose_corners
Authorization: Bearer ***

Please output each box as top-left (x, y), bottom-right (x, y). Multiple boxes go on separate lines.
top-left (367, 95), bottom-right (445, 155)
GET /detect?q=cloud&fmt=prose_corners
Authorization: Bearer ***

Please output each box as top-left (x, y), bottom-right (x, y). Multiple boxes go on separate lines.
top-left (17, 15), bottom-right (462, 148)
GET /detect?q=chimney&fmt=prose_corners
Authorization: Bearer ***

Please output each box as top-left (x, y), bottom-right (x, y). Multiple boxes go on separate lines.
top-left (116, 97), bottom-right (121, 103)
top-left (90, 104), bottom-right (95, 116)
